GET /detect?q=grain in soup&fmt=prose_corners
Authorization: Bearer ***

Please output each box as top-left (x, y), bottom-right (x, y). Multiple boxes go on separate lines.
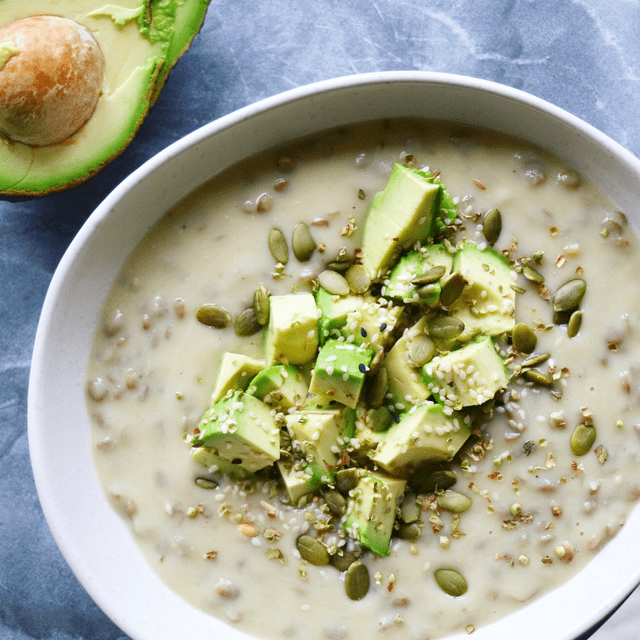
top-left (87, 119), bottom-right (640, 640)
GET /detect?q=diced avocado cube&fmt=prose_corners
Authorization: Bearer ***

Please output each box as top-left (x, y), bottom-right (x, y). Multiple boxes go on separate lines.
top-left (265, 293), bottom-right (320, 365)
top-left (192, 390), bottom-right (280, 473)
top-left (382, 245), bottom-right (453, 306)
top-left (447, 242), bottom-right (516, 341)
top-left (309, 340), bottom-right (374, 409)
top-left (360, 164), bottom-right (455, 279)
top-left (277, 460), bottom-right (317, 507)
top-left (315, 287), bottom-right (403, 350)
top-left (371, 403), bottom-right (471, 476)
top-left (421, 336), bottom-right (509, 410)
top-left (383, 317), bottom-right (432, 410)
top-left (301, 401), bottom-right (357, 440)
top-left (248, 364), bottom-right (308, 410)
top-left (344, 471), bottom-right (406, 557)
top-left (211, 352), bottom-right (266, 401)
top-left (285, 410), bottom-right (348, 487)
top-left (191, 446), bottom-right (255, 482)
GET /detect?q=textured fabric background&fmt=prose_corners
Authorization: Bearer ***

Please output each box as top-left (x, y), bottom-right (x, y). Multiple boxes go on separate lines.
top-left (3, 1), bottom-right (640, 638)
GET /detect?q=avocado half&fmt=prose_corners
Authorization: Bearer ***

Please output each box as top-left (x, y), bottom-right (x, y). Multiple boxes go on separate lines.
top-left (0, 0), bottom-right (210, 196)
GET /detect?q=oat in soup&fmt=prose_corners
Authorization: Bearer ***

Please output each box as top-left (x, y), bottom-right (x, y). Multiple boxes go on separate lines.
top-left (87, 119), bottom-right (640, 640)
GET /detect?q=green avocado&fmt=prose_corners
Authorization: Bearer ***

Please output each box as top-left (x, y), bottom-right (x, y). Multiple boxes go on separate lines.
top-left (0, 0), bottom-right (210, 195)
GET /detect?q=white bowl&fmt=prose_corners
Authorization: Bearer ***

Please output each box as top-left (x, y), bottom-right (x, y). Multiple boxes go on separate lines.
top-left (28, 71), bottom-right (640, 640)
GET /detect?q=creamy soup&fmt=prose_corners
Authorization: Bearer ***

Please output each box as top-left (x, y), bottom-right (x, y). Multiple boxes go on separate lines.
top-left (86, 119), bottom-right (640, 640)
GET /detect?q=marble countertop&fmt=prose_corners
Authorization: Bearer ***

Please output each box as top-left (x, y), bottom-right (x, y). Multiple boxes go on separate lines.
top-left (3, 1), bottom-right (640, 638)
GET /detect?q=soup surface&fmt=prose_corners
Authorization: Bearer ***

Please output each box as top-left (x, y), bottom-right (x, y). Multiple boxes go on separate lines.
top-left (87, 120), bottom-right (640, 640)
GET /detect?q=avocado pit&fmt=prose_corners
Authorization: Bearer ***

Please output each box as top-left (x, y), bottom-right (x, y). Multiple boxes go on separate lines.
top-left (0, 14), bottom-right (105, 146)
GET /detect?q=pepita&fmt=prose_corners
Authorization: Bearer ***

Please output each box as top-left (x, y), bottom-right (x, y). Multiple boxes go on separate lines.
top-left (335, 468), bottom-right (360, 494)
top-left (345, 561), bottom-right (370, 600)
top-left (522, 368), bottom-right (553, 386)
top-left (427, 316), bottom-right (465, 341)
top-left (570, 423), bottom-right (596, 457)
top-left (416, 283), bottom-right (438, 298)
top-left (521, 352), bottom-right (550, 368)
top-left (439, 272), bottom-right (468, 307)
top-left (567, 310), bottom-right (582, 338)
top-left (322, 489), bottom-right (346, 516)
top-left (366, 406), bottom-right (393, 432)
top-left (408, 334), bottom-right (436, 367)
top-left (296, 535), bottom-right (330, 566)
top-left (268, 227), bottom-right (289, 264)
top-left (326, 259), bottom-right (351, 273)
top-left (435, 568), bottom-right (468, 597)
top-left (330, 550), bottom-right (357, 572)
top-left (553, 278), bottom-right (586, 313)
top-left (318, 270), bottom-right (350, 296)
top-left (522, 265), bottom-right (545, 285)
top-left (482, 208), bottom-right (502, 245)
top-left (196, 304), bottom-right (232, 328)
top-left (411, 265), bottom-right (447, 286)
top-left (195, 477), bottom-right (218, 490)
top-left (436, 490), bottom-right (473, 513)
top-left (409, 467), bottom-right (457, 494)
top-left (235, 308), bottom-right (262, 337)
top-left (400, 493), bottom-right (421, 523)
top-left (345, 263), bottom-right (371, 294)
top-left (253, 284), bottom-right (270, 325)
top-left (396, 522), bottom-right (422, 540)
top-left (292, 222), bottom-right (316, 262)
top-left (512, 323), bottom-right (537, 354)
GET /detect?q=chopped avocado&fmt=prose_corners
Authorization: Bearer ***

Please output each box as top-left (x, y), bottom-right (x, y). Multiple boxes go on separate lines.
top-left (283, 409), bottom-right (350, 488)
top-left (371, 403), bottom-right (471, 476)
top-left (265, 293), bottom-right (319, 365)
top-left (248, 364), bottom-right (308, 410)
top-left (383, 317), bottom-right (433, 409)
top-left (0, 0), bottom-right (210, 195)
top-left (447, 242), bottom-right (516, 342)
top-left (301, 401), bottom-right (357, 440)
top-left (309, 340), bottom-right (374, 409)
top-left (211, 352), bottom-right (265, 401)
top-left (315, 287), bottom-right (403, 350)
top-left (191, 390), bottom-right (280, 473)
top-left (360, 164), bottom-right (457, 279)
top-left (344, 472), bottom-right (406, 556)
top-left (277, 460), bottom-right (317, 507)
top-left (383, 244), bottom-right (454, 306)
top-left (421, 336), bottom-right (509, 409)
top-left (191, 446), bottom-right (254, 482)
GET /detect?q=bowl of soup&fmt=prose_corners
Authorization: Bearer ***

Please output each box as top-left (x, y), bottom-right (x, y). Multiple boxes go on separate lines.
top-left (28, 71), bottom-right (640, 640)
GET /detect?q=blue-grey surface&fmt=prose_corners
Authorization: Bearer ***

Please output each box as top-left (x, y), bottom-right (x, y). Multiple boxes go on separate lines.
top-left (3, 1), bottom-right (640, 639)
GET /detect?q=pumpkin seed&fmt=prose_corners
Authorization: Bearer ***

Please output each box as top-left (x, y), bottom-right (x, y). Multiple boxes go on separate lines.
top-left (196, 304), bottom-right (232, 328)
top-left (512, 323), bottom-right (537, 354)
top-left (521, 352), bottom-right (550, 368)
top-left (482, 208), bottom-right (502, 245)
top-left (366, 406), bottom-right (393, 432)
top-left (345, 561), bottom-right (370, 600)
top-left (397, 522), bottom-right (422, 540)
top-left (253, 284), bottom-right (270, 325)
top-left (567, 310), bottom-right (582, 338)
top-left (345, 264), bottom-right (371, 294)
top-left (335, 468), bottom-right (360, 494)
top-left (439, 272), bottom-right (468, 307)
top-left (570, 423), bottom-right (596, 457)
top-left (522, 368), bottom-right (553, 386)
top-left (408, 334), bottom-right (436, 367)
top-left (326, 259), bottom-right (351, 273)
top-left (292, 222), bottom-right (316, 262)
top-left (553, 278), bottom-right (586, 313)
top-left (522, 265), bottom-right (545, 284)
top-left (400, 493), bottom-right (421, 523)
top-left (322, 489), bottom-right (346, 516)
top-left (416, 283), bottom-right (439, 298)
top-left (435, 568), bottom-right (468, 597)
top-left (296, 535), bottom-right (330, 566)
top-left (553, 309), bottom-right (572, 325)
top-left (367, 367), bottom-right (388, 408)
top-left (268, 227), bottom-right (289, 264)
top-left (436, 490), bottom-right (473, 513)
top-left (411, 265), bottom-right (447, 286)
top-left (195, 477), bottom-right (218, 490)
top-left (410, 467), bottom-right (456, 494)
top-left (318, 269), bottom-right (350, 296)
top-left (330, 550), bottom-right (357, 572)
top-left (234, 308), bottom-right (262, 337)
top-left (427, 316), bottom-right (465, 340)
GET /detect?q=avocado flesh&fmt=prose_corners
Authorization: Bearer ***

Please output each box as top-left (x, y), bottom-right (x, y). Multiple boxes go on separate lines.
top-left (0, 0), bottom-right (210, 195)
